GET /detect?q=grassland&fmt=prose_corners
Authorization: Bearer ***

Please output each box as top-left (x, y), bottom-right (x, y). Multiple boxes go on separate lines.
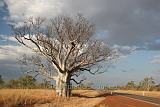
top-left (0, 89), bottom-right (105, 107)
top-left (113, 90), bottom-right (160, 98)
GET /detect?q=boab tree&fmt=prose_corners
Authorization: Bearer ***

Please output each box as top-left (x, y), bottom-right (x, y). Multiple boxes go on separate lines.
top-left (11, 14), bottom-right (116, 97)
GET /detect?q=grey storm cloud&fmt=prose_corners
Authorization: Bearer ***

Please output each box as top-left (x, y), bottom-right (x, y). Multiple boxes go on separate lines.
top-left (4, 0), bottom-right (160, 50)
top-left (94, 1), bottom-right (159, 47)
top-left (64, 0), bottom-right (160, 49)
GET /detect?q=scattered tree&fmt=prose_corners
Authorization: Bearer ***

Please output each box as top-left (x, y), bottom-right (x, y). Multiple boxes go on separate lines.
top-left (139, 77), bottom-right (155, 91)
top-left (0, 75), bottom-right (5, 88)
top-left (6, 79), bottom-right (18, 89)
top-left (5, 75), bottom-right (36, 89)
top-left (37, 79), bottom-right (52, 89)
top-left (11, 14), bottom-right (116, 97)
top-left (106, 77), bottom-right (158, 91)
top-left (77, 83), bottom-right (85, 90)
top-left (126, 81), bottom-right (135, 90)
top-left (18, 75), bottom-right (36, 89)
top-left (86, 83), bottom-right (94, 90)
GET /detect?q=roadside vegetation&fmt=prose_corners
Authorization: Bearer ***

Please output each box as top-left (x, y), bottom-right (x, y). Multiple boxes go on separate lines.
top-left (106, 77), bottom-right (160, 98)
top-left (0, 89), bottom-right (104, 107)
top-left (106, 77), bottom-right (160, 91)
top-left (0, 75), bottom-right (104, 106)
top-left (113, 90), bottom-right (160, 98)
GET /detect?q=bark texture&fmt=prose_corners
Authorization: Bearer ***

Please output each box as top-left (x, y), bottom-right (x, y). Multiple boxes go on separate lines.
top-left (56, 73), bottom-right (71, 97)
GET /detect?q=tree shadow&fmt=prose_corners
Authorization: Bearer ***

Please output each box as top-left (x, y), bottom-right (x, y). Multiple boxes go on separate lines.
top-left (72, 92), bottom-right (112, 98)
top-left (96, 92), bottom-right (112, 97)
top-left (113, 92), bottom-right (133, 96)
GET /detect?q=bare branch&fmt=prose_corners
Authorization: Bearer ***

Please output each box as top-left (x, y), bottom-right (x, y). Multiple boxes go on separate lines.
top-left (32, 73), bottom-right (39, 79)
top-left (23, 69), bottom-right (57, 80)
top-left (71, 76), bottom-right (86, 84)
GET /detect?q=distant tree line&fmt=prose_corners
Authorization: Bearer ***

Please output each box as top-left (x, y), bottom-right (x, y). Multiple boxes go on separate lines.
top-left (73, 83), bottom-right (95, 90)
top-left (106, 77), bottom-right (160, 91)
top-left (0, 75), bottom-right (95, 90)
top-left (0, 75), bottom-right (54, 89)
top-left (2, 75), bottom-right (159, 91)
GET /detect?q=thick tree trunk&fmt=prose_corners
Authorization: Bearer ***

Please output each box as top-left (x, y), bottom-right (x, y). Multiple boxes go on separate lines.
top-left (56, 73), bottom-right (71, 97)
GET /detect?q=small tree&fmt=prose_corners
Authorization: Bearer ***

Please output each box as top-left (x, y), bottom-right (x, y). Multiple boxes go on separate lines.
top-left (0, 75), bottom-right (5, 88)
top-left (86, 83), bottom-right (94, 90)
top-left (140, 77), bottom-right (155, 91)
top-left (18, 75), bottom-right (36, 89)
top-left (6, 79), bottom-right (18, 89)
top-left (77, 83), bottom-right (85, 90)
top-left (11, 14), bottom-right (116, 97)
top-left (126, 81), bottom-right (135, 90)
top-left (39, 79), bottom-right (52, 89)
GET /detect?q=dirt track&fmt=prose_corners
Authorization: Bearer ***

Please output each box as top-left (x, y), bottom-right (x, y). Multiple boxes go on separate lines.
top-left (94, 94), bottom-right (160, 107)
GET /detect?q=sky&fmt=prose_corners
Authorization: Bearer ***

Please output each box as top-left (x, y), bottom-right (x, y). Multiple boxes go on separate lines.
top-left (0, 0), bottom-right (160, 86)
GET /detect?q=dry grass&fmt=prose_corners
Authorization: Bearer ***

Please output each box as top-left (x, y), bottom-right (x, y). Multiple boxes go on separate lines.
top-left (0, 89), bottom-right (105, 107)
top-left (113, 90), bottom-right (160, 98)
top-left (0, 89), bottom-right (56, 107)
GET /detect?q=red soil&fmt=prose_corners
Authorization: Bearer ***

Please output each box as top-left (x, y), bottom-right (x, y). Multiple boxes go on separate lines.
top-left (94, 94), bottom-right (160, 107)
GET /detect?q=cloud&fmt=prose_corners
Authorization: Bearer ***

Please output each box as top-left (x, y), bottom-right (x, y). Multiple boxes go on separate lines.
top-left (151, 55), bottom-right (160, 64)
top-left (0, 35), bottom-right (34, 61)
top-left (0, 45), bottom-right (32, 60)
top-left (0, 36), bottom-right (33, 80)
top-left (4, 0), bottom-right (65, 20)
top-left (0, 45), bottom-right (27, 80)
top-left (122, 69), bottom-right (135, 72)
top-left (113, 45), bottom-right (136, 58)
top-left (0, 35), bottom-right (17, 42)
top-left (151, 60), bottom-right (160, 64)
top-left (147, 42), bottom-right (160, 51)
top-left (0, 35), bottom-right (22, 46)
top-left (0, 1), bottom-right (4, 8)
top-left (0, 1), bottom-right (5, 12)
top-left (154, 55), bottom-right (160, 58)
top-left (4, 0), bottom-right (160, 51)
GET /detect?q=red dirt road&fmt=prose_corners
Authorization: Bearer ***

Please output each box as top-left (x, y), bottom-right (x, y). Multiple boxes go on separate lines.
top-left (94, 94), bottom-right (160, 107)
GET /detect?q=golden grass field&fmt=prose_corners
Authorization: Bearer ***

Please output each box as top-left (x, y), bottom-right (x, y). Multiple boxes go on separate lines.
top-left (113, 90), bottom-right (160, 98)
top-left (0, 89), bottom-right (105, 107)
